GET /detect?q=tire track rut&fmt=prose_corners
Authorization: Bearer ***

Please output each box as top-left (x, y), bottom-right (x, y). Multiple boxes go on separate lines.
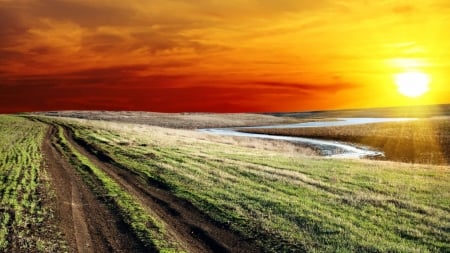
top-left (63, 126), bottom-right (263, 253)
top-left (42, 126), bottom-right (146, 252)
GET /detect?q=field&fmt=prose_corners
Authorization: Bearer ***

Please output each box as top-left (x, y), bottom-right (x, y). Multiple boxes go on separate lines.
top-left (0, 116), bottom-right (65, 252)
top-left (269, 104), bottom-right (450, 119)
top-left (240, 118), bottom-right (450, 165)
top-left (36, 111), bottom-right (305, 129)
top-left (0, 113), bottom-right (449, 252)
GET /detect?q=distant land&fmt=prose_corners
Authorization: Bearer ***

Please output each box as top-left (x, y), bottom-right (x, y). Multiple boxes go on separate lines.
top-left (268, 104), bottom-right (450, 118)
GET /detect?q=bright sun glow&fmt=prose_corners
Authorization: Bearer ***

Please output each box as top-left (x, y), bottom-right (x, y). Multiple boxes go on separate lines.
top-left (394, 72), bottom-right (430, 98)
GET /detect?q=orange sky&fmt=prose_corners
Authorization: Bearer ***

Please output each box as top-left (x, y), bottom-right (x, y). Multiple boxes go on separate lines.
top-left (1, 0), bottom-right (449, 113)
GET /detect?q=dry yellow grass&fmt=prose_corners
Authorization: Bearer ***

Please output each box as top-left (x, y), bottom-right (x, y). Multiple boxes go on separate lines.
top-left (42, 116), bottom-right (317, 156)
top-left (35, 111), bottom-right (306, 129)
top-left (241, 118), bottom-right (450, 165)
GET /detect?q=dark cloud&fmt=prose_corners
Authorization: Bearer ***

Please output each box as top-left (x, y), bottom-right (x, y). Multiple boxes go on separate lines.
top-left (28, 46), bottom-right (58, 55)
top-left (82, 33), bottom-right (125, 45)
top-left (0, 64), bottom-right (150, 88)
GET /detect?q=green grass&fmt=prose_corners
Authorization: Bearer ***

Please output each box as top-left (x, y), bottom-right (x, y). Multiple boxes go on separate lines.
top-left (53, 125), bottom-right (183, 252)
top-left (59, 118), bottom-right (450, 252)
top-left (240, 118), bottom-right (450, 165)
top-left (0, 116), bottom-right (66, 252)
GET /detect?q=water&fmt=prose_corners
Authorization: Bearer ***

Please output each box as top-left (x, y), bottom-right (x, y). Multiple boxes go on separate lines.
top-left (199, 118), bottom-right (416, 159)
top-left (239, 118), bottom-right (415, 129)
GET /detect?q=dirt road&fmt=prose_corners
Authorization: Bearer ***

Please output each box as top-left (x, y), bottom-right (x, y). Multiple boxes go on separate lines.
top-left (42, 123), bottom-right (262, 253)
top-left (42, 126), bottom-right (147, 252)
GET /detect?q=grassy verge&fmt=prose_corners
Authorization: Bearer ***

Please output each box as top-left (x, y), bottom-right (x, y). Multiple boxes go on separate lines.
top-left (0, 115), bottom-right (66, 252)
top-left (58, 118), bottom-right (449, 252)
top-left (52, 125), bottom-right (183, 252)
top-left (240, 118), bottom-right (450, 165)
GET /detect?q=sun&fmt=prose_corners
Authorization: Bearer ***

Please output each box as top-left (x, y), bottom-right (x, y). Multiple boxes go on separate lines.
top-left (394, 72), bottom-right (430, 98)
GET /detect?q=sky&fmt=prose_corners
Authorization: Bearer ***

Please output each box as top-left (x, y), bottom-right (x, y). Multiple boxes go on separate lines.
top-left (1, 0), bottom-right (449, 113)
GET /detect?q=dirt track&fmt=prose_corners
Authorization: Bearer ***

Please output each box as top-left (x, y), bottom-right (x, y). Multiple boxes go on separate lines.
top-left (43, 126), bottom-right (146, 252)
top-left (42, 123), bottom-right (262, 253)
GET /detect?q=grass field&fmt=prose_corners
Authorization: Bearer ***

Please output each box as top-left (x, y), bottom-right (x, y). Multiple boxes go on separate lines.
top-left (1, 113), bottom-right (448, 252)
top-left (36, 111), bottom-right (305, 129)
top-left (57, 117), bottom-right (450, 252)
top-left (240, 118), bottom-right (450, 165)
top-left (0, 116), bottom-right (65, 252)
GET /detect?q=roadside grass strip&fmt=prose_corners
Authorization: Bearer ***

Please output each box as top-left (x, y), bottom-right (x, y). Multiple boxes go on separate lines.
top-left (54, 126), bottom-right (183, 253)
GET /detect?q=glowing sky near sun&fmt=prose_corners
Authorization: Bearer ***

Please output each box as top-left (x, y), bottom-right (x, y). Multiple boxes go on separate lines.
top-left (0, 0), bottom-right (449, 113)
